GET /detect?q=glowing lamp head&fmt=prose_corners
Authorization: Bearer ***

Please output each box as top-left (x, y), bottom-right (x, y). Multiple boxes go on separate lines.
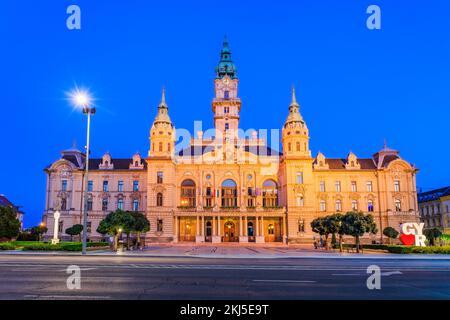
top-left (69, 88), bottom-right (92, 110)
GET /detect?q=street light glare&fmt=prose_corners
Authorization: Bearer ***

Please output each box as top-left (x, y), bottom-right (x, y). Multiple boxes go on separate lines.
top-left (70, 88), bottom-right (92, 108)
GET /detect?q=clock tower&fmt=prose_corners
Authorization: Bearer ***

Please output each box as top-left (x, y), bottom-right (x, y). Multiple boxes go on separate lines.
top-left (212, 37), bottom-right (241, 139)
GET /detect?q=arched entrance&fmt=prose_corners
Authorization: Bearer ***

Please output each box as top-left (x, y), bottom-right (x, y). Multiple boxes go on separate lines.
top-left (247, 221), bottom-right (255, 242)
top-left (223, 220), bottom-right (237, 242)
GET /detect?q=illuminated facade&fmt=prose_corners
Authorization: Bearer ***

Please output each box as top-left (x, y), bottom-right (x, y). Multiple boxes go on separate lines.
top-left (43, 38), bottom-right (420, 244)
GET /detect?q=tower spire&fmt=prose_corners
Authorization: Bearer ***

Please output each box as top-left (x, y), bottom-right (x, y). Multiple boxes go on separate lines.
top-left (216, 36), bottom-right (237, 79)
top-left (153, 86), bottom-right (172, 126)
top-left (291, 85), bottom-right (299, 107)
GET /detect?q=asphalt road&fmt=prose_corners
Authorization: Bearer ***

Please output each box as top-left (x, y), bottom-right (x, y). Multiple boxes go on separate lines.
top-left (0, 255), bottom-right (449, 300)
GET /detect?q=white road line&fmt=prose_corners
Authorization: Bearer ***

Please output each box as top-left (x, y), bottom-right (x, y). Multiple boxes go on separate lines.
top-left (332, 273), bottom-right (361, 276)
top-left (253, 279), bottom-right (316, 283)
top-left (24, 294), bottom-right (110, 300)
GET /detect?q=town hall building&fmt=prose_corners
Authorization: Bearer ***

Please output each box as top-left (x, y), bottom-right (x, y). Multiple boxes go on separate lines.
top-left (42, 38), bottom-right (420, 244)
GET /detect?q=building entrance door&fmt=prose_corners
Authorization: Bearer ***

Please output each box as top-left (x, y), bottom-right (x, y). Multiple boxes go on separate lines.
top-left (223, 221), bottom-right (237, 242)
top-left (205, 221), bottom-right (212, 242)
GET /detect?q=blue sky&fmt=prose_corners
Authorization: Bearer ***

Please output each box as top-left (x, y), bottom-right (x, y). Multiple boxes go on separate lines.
top-left (1, 0), bottom-right (449, 227)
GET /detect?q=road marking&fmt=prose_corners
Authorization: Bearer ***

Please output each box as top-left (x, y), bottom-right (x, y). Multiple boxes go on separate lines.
top-left (253, 279), bottom-right (316, 283)
top-left (24, 294), bottom-right (110, 300)
top-left (381, 271), bottom-right (403, 276)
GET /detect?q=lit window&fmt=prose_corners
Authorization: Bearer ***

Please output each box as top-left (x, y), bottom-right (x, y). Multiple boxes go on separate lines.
top-left (268, 224), bottom-right (275, 235)
top-left (394, 180), bottom-right (400, 192)
top-left (298, 219), bottom-right (305, 232)
top-left (366, 181), bottom-right (373, 192)
top-left (180, 179), bottom-right (196, 207)
top-left (351, 200), bottom-right (358, 211)
top-left (351, 181), bottom-right (357, 192)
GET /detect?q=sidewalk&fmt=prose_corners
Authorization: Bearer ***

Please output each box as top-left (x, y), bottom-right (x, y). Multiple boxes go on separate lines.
top-left (1, 245), bottom-right (450, 260)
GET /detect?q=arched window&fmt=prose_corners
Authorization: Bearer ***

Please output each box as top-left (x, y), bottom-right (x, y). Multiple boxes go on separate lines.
top-left (268, 224), bottom-right (275, 235)
top-left (296, 194), bottom-right (304, 207)
top-left (158, 142), bottom-right (163, 152)
top-left (247, 222), bottom-right (254, 237)
top-left (288, 142), bottom-right (291, 152)
top-left (180, 179), bottom-right (196, 207)
top-left (395, 199), bottom-right (402, 212)
top-left (221, 179), bottom-right (237, 207)
top-left (262, 180), bottom-right (278, 207)
top-left (296, 142), bottom-right (300, 152)
top-left (156, 193), bottom-right (163, 207)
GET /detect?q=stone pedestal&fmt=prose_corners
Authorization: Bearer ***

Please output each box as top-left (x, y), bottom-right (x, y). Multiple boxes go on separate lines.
top-left (172, 236), bottom-right (178, 243)
top-left (255, 236), bottom-right (265, 243)
top-left (196, 235), bottom-right (205, 243)
top-left (212, 236), bottom-right (221, 243)
top-left (239, 236), bottom-right (249, 243)
top-left (51, 210), bottom-right (60, 245)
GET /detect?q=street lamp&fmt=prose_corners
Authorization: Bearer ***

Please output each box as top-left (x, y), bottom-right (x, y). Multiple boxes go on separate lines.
top-left (71, 88), bottom-right (95, 255)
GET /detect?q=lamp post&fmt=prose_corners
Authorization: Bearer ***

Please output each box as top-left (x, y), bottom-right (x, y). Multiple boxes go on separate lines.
top-left (71, 89), bottom-right (95, 255)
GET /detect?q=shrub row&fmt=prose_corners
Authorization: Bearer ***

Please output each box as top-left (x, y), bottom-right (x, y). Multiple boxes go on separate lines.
top-left (0, 243), bottom-right (16, 250)
top-left (340, 243), bottom-right (450, 254)
top-left (19, 242), bottom-right (109, 251)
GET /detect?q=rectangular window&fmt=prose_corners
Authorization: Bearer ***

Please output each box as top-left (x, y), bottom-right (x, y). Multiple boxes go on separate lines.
top-left (133, 180), bottom-right (139, 192)
top-left (296, 195), bottom-right (304, 207)
top-left (61, 180), bottom-right (67, 191)
top-left (366, 181), bottom-right (373, 192)
top-left (351, 200), bottom-right (358, 211)
top-left (157, 171), bottom-right (163, 184)
top-left (394, 180), bottom-right (400, 192)
top-left (133, 199), bottom-right (139, 211)
top-left (335, 181), bottom-right (341, 192)
top-left (319, 181), bottom-right (326, 192)
top-left (87, 180), bottom-right (93, 192)
top-left (351, 181), bottom-right (357, 192)
top-left (103, 181), bottom-right (109, 192)
top-left (296, 172), bottom-right (303, 184)
top-left (87, 199), bottom-right (93, 211)
top-left (86, 222), bottom-right (92, 233)
top-left (225, 123), bottom-right (229, 131)
top-left (335, 200), bottom-right (342, 212)
top-left (320, 200), bottom-right (326, 212)
top-left (58, 221), bottom-right (63, 234)
top-left (157, 219), bottom-right (163, 232)
top-left (298, 219), bottom-right (305, 233)
top-left (118, 180), bottom-right (123, 192)
top-left (118, 199), bottom-right (123, 210)
top-left (368, 201), bottom-right (374, 212)
top-left (224, 91), bottom-right (229, 100)
top-left (102, 199), bottom-right (108, 211)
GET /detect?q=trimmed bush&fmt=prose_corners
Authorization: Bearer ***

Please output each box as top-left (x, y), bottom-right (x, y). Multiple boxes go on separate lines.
top-left (0, 243), bottom-right (16, 250)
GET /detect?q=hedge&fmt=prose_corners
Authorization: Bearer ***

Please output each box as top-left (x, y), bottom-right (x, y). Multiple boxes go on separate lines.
top-left (340, 243), bottom-right (450, 254)
top-left (20, 241), bottom-right (109, 251)
top-left (0, 243), bottom-right (16, 250)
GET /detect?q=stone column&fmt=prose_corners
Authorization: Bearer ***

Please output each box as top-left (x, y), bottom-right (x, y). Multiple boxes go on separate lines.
top-left (212, 215), bottom-right (221, 243)
top-left (201, 215), bottom-right (205, 236)
top-left (51, 211), bottom-right (60, 245)
top-left (196, 215), bottom-right (203, 243)
top-left (282, 215), bottom-right (287, 244)
top-left (173, 216), bottom-right (178, 243)
top-left (212, 216), bottom-right (216, 236)
top-left (256, 215), bottom-right (265, 243)
top-left (239, 215), bottom-right (248, 243)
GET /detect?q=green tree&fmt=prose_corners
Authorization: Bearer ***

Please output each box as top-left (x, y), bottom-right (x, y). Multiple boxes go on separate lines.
top-left (311, 217), bottom-right (331, 249)
top-left (65, 224), bottom-right (83, 242)
top-left (30, 225), bottom-right (48, 242)
top-left (383, 227), bottom-right (399, 245)
top-left (0, 206), bottom-right (21, 240)
top-left (97, 210), bottom-right (134, 251)
top-left (131, 211), bottom-right (150, 249)
top-left (424, 228), bottom-right (442, 246)
top-left (327, 213), bottom-right (345, 252)
top-left (342, 211), bottom-right (378, 253)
